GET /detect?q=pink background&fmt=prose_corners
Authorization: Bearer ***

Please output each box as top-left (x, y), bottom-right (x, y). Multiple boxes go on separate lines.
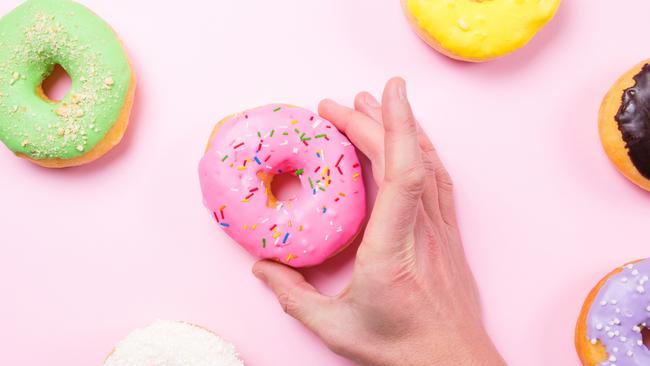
top-left (1, 0), bottom-right (650, 365)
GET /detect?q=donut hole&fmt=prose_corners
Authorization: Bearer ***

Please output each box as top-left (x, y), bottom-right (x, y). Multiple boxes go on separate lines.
top-left (270, 172), bottom-right (302, 202)
top-left (39, 64), bottom-right (72, 102)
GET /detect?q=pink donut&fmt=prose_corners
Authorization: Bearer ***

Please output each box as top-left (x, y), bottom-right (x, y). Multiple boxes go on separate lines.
top-left (198, 104), bottom-right (366, 267)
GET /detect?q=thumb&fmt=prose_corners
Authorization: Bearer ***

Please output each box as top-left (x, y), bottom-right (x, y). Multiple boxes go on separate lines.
top-left (253, 260), bottom-right (334, 331)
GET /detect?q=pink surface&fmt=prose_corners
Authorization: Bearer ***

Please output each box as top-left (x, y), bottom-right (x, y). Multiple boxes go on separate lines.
top-left (1, 1), bottom-right (650, 365)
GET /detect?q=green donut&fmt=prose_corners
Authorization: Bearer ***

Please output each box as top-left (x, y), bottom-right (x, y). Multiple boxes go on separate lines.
top-left (0, 0), bottom-right (134, 167)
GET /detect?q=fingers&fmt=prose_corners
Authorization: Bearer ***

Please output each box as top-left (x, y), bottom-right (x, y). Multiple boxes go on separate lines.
top-left (363, 78), bottom-right (425, 254)
top-left (353, 82), bottom-right (457, 229)
top-left (416, 124), bottom-right (456, 227)
top-left (319, 99), bottom-right (386, 182)
top-left (381, 78), bottom-right (423, 184)
top-left (252, 260), bottom-right (334, 331)
top-left (354, 92), bottom-right (383, 124)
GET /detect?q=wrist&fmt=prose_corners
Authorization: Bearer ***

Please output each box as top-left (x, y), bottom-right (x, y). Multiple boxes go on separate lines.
top-left (356, 328), bottom-right (505, 366)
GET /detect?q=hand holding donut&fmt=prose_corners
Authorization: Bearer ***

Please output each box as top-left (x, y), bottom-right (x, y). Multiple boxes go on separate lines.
top-left (252, 78), bottom-right (506, 366)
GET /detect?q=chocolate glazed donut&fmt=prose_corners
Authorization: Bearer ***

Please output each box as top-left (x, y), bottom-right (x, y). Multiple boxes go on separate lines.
top-left (616, 64), bottom-right (650, 179)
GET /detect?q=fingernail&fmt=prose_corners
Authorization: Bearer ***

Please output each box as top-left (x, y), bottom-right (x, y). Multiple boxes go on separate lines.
top-left (397, 80), bottom-right (407, 100)
top-left (364, 94), bottom-right (380, 108)
top-left (253, 270), bottom-right (267, 283)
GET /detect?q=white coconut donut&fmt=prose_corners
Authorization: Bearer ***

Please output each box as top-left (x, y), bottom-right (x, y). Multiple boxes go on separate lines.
top-left (104, 320), bottom-right (244, 366)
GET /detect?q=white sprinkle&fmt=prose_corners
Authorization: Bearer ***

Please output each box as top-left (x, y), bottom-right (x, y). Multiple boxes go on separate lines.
top-left (637, 286), bottom-right (645, 294)
top-left (632, 269), bottom-right (640, 276)
top-left (312, 119), bottom-right (322, 129)
top-left (596, 324), bottom-right (604, 330)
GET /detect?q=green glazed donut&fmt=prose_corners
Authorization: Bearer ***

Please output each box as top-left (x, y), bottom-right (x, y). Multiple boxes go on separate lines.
top-left (0, 0), bottom-right (135, 168)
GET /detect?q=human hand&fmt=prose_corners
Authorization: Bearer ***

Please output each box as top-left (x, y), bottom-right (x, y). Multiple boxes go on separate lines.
top-left (252, 78), bottom-right (506, 366)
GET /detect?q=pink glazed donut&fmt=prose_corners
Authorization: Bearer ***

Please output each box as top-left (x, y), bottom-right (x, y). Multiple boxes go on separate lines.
top-left (199, 104), bottom-right (366, 268)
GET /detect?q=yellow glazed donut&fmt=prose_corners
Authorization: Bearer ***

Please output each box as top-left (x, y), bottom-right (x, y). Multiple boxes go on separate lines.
top-left (401, 0), bottom-right (561, 62)
top-left (599, 60), bottom-right (650, 191)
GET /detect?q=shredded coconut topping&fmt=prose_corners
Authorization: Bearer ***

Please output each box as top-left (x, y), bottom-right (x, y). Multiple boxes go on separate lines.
top-left (104, 320), bottom-right (244, 366)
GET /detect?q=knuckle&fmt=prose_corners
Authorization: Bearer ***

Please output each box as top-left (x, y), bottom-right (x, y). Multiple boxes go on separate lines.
top-left (436, 167), bottom-right (454, 192)
top-left (325, 336), bottom-right (348, 356)
top-left (277, 290), bottom-right (300, 316)
top-left (399, 164), bottom-right (426, 193)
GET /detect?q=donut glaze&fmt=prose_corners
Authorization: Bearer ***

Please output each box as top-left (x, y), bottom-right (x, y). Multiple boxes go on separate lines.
top-left (199, 105), bottom-right (366, 268)
top-left (577, 259), bottom-right (650, 365)
top-left (0, 0), bottom-right (134, 167)
top-left (615, 64), bottom-right (650, 180)
top-left (401, 0), bottom-right (560, 62)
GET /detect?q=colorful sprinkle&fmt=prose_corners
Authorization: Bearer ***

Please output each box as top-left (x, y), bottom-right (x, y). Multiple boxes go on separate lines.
top-left (315, 134), bottom-right (327, 139)
top-left (254, 156), bottom-right (262, 165)
top-left (283, 233), bottom-right (289, 244)
top-left (233, 142), bottom-right (244, 150)
top-left (220, 205), bottom-right (226, 219)
top-left (269, 224), bottom-right (277, 231)
top-left (262, 238), bottom-right (267, 248)
top-left (273, 107), bottom-right (281, 112)
top-left (335, 154), bottom-right (344, 167)
top-left (295, 169), bottom-right (304, 176)
top-left (213, 211), bottom-right (220, 223)
top-left (220, 223), bottom-right (230, 227)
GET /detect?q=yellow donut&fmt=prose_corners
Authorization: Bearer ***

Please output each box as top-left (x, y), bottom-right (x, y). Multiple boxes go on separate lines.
top-left (401, 0), bottom-right (561, 62)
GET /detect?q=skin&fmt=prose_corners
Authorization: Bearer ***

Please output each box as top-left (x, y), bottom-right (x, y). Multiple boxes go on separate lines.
top-left (252, 78), bottom-right (506, 366)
